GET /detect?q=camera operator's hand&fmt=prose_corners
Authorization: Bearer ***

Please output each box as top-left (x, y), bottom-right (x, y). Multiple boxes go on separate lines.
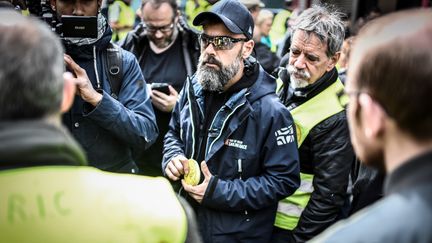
top-left (64, 54), bottom-right (102, 107)
top-left (151, 85), bottom-right (178, 113)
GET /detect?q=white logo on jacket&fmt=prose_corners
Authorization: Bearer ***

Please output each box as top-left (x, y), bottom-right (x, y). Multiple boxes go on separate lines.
top-left (275, 125), bottom-right (295, 145)
top-left (225, 139), bottom-right (248, 150)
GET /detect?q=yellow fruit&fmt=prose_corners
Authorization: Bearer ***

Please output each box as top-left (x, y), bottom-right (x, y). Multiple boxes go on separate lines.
top-left (184, 159), bottom-right (200, 186)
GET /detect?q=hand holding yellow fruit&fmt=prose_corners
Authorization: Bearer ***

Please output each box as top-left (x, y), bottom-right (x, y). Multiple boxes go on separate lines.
top-left (184, 159), bottom-right (200, 186)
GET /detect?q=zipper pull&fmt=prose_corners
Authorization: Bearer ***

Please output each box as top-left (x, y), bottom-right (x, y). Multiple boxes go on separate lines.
top-left (237, 159), bottom-right (242, 179)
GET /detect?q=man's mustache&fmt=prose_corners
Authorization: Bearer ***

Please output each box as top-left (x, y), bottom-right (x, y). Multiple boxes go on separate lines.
top-left (287, 64), bottom-right (311, 80)
top-left (202, 55), bottom-right (222, 69)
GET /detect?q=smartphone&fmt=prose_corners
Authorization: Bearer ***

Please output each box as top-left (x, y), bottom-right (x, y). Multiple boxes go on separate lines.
top-left (151, 83), bottom-right (170, 95)
top-left (61, 15), bottom-right (98, 38)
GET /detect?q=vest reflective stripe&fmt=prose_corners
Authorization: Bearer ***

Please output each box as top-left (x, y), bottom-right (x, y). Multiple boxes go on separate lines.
top-left (276, 77), bottom-right (284, 93)
top-left (275, 80), bottom-right (346, 230)
top-left (277, 201), bottom-right (303, 217)
top-left (0, 166), bottom-right (187, 243)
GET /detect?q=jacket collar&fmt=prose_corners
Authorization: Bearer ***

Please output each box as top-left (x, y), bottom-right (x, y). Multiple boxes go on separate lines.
top-left (384, 150), bottom-right (432, 196)
top-left (281, 68), bottom-right (339, 107)
top-left (0, 120), bottom-right (87, 170)
top-left (192, 57), bottom-right (276, 105)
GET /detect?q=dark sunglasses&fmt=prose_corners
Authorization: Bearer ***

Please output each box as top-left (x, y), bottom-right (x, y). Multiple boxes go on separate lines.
top-left (199, 34), bottom-right (248, 50)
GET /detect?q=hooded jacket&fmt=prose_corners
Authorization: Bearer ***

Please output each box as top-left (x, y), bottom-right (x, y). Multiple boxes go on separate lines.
top-left (62, 24), bottom-right (158, 172)
top-left (163, 63), bottom-right (300, 242)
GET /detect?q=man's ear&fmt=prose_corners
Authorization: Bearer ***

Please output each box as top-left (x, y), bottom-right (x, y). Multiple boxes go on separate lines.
top-left (61, 72), bottom-right (76, 113)
top-left (326, 51), bottom-right (340, 72)
top-left (358, 93), bottom-right (385, 139)
top-left (173, 10), bottom-right (180, 24)
top-left (242, 39), bottom-right (255, 59)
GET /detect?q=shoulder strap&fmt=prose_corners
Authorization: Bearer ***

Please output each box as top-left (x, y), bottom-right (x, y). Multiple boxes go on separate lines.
top-left (103, 42), bottom-right (123, 99)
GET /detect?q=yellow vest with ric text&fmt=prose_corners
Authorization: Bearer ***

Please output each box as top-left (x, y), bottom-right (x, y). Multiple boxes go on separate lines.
top-left (0, 166), bottom-right (187, 243)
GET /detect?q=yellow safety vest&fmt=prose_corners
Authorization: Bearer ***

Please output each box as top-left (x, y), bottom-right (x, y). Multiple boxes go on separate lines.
top-left (0, 166), bottom-right (187, 243)
top-left (269, 9), bottom-right (292, 52)
top-left (110, 0), bottom-right (135, 42)
top-left (274, 80), bottom-right (346, 230)
top-left (185, 0), bottom-right (212, 31)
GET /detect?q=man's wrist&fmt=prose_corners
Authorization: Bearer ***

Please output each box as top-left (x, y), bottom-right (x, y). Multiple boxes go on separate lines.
top-left (89, 92), bottom-right (103, 107)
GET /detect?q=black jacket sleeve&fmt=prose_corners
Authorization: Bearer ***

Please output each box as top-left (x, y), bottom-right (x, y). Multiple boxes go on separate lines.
top-left (177, 196), bottom-right (203, 243)
top-left (292, 111), bottom-right (355, 242)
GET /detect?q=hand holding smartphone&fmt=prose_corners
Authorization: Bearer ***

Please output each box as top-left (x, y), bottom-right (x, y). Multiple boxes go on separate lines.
top-left (151, 83), bottom-right (170, 95)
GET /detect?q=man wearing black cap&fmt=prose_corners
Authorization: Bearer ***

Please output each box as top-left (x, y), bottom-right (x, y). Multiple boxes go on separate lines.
top-left (162, 0), bottom-right (300, 241)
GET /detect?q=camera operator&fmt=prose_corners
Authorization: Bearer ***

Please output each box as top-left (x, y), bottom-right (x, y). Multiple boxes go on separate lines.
top-left (49, 0), bottom-right (158, 173)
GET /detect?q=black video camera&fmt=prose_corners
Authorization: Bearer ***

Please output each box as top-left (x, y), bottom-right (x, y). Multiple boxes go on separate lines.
top-left (58, 16), bottom-right (97, 38)
top-left (27, 0), bottom-right (98, 38)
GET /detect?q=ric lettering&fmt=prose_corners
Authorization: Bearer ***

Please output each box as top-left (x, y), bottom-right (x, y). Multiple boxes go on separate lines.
top-left (4, 191), bottom-right (70, 224)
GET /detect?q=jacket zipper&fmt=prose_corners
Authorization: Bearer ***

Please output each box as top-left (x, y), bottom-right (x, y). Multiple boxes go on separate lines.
top-left (207, 101), bottom-right (246, 156)
top-left (186, 77), bottom-right (196, 158)
top-left (238, 158), bottom-right (250, 221)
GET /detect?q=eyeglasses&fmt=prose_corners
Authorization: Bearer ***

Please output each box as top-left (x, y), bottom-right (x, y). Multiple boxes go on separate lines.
top-left (142, 23), bottom-right (175, 34)
top-left (199, 34), bottom-right (248, 51)
top-left (336, 89), bottom-right (363, 109)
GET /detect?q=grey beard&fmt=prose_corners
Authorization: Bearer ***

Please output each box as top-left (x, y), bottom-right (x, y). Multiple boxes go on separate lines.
top-left (196, 55), bottom-right (242, 92)
top-left (289, 76), bottom-right (310, 89)
top-left (287, 64), bottom-right (310, 89)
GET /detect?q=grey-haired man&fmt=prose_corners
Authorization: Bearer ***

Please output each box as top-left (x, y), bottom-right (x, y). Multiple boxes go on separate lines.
top-left (272, 5), bottom-right (355, 242)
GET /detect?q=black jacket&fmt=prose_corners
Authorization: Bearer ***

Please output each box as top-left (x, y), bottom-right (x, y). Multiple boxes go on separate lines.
top-left (163, 63), bottom-right (300, 242)
top-left (253, 42), bottom-right (280, 75)
top-left (120, 16), bottom-right (200, 77)
top-left (0, 120), bottom-right (87, 170)
top-left (312, 151), bottom-right (432, 243)
top-left (349, 159), bottom-right (385, 214)
top-left (279, 68), bottom-right (355, 242)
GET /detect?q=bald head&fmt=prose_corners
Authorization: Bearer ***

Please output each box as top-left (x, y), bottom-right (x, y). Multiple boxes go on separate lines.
top-left (348, 9), bottom-right (432, 140)
top-left (0, 10), bottom-right (64, 120)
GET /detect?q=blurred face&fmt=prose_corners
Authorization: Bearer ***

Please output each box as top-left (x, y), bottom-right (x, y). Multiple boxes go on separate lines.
top-left (196, 22), bottom-right (253, 92)
top-left (259, 17), bottom-right (272, 37)
top-left (288, 30), bottom-right (338, 88)
top-left (338, 39), bottom-right (351, 69)
top-left (141, 2), bottom-right (177, 48)
top-left (51, 0), bottom-right (100, 17)
top-left (346, 51), bottom-right (385, 171)
top-left (248, 5), bottom-right (261, 23)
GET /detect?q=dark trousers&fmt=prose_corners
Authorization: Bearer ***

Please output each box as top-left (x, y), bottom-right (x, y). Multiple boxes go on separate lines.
top-left (270, 226), bottom-right (295, 243)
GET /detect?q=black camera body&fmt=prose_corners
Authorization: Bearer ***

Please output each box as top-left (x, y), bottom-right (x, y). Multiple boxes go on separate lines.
top-left (59, 16), bottom-right (98, 38)
top-left (27, 0), bottom-right (98, 39)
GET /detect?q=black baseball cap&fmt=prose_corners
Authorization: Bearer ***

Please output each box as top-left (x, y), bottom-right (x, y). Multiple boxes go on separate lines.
top-left (193, 0), bottom-right (254, 40)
